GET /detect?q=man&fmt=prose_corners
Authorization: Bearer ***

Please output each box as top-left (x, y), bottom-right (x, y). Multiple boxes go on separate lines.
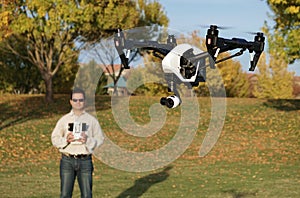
top-left (52, 88), bottom-right (104, 198)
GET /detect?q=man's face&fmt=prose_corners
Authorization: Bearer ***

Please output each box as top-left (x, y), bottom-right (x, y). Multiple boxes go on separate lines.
top-left (70, 93), bottom-right (85, 111)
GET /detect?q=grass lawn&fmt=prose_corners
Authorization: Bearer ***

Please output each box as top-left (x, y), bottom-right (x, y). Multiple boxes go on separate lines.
top-left (0, 95), bottom-right (299, 198)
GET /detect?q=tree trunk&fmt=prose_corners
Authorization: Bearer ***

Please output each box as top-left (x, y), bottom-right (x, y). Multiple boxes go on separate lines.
top-left (44, 74), bottom-right (54, 103)
top-left (113, 82), bottom-right (118, 96)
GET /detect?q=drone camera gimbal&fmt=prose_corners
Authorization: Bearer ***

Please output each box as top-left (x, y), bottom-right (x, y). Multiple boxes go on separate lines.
top-left (114, 25), bottom-right (265, 108)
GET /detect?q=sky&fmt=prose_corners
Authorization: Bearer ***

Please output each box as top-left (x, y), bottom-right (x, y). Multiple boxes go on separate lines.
top-left (157, 0), bottom-right (300, 75)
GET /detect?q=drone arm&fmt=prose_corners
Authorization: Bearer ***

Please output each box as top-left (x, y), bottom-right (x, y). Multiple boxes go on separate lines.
top-left (218, 37), bottom-right (253, 52)
top-left (114, 35), bottom-right (174, 68)
top-left (125, 40), bottom-right (173, 57)
top-left (207, 35), bottom-right (264, 71)
top-left (206, 37), bottom-right (245, 60)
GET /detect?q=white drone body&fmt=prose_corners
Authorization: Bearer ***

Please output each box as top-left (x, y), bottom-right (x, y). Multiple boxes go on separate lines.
top-left (159, 44), bottom-right (210, 108)
top-left (161, 43), bottom-right (206, 83)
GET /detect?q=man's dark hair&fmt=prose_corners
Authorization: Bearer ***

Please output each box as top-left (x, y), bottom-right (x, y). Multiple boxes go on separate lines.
top-left (70, 88), bottom-right (86, 100)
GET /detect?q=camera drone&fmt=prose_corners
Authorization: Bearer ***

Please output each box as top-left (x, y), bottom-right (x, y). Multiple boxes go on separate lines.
top-left (114, 25), bottom-right (265, 108)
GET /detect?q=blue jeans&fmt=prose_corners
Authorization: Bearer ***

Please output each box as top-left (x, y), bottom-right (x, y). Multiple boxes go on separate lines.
top-left (60, 154), bottom-right (94, 198)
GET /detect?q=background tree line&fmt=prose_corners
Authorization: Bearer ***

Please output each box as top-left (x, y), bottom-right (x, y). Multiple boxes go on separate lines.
top-left (0, 0), bottom-right (299, 101)
top-left (0, 0), bottom-right (168, 102)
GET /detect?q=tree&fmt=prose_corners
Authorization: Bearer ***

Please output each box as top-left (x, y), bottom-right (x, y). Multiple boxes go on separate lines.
top-left (0, 38), bottom-right (42, 93)
top-left (265, 0), bottom-right (300, 63)
top-left (53, 62), bottom-right (79, 94)
top-left (252, 0), bottom-right (296, 99)
top-left (0, 1), bottom-right (83, 102)
top-left (0, 0), bottom-right (168, 102)
top-left (74, 59), bottom-right (107, 96)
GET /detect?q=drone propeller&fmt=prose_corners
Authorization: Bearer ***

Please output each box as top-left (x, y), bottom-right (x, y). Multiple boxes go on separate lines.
top-left (104, 27), bottom-right (148, 35)
top-left (113, 26), bottom-right (186, 42)
top-left (245, 31), bottom-right (264, 36)
top-left (199, 24), bottom-right (234, 30)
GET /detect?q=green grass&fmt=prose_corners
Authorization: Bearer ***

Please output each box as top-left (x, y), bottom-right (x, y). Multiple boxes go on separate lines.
top-left (0, 95), bottom-right (299, 197)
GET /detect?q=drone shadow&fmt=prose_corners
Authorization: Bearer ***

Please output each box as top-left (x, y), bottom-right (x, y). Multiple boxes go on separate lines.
top-left (222, 189), bottom-right (258, 198)
top-left (263, 99), bottom-right (300, 111)
top-left (116, 166), bottom-right (173, 198)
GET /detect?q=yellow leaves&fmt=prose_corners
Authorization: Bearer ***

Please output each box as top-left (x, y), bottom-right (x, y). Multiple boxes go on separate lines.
top-left (285, 5), bottom-right (300, 14)
top-left (269, 0), bottom-right (288, 5)
top-left (0, 11), bottom-right (10, 26)
top-left (0, 11), bottom-right (13, 39)
top-left (254, 47), bottom-right (294, 99)
top-left (266, 0), bottom-right (300, 63)
top-left (269, 0), bottom-right (300, 13)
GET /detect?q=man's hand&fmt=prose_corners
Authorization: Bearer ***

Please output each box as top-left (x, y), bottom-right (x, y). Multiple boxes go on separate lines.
top-left (79, 132), bottom-right (87, 143)
top-left (66, 132), bottom-right (75, 143)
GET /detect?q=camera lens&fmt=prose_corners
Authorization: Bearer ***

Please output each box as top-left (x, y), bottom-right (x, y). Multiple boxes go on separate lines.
top-left (166, 98), bottom-right (174, 108)
top-left (160, 95), bottom-right (181, 108)
top-left (160, 97), bottom-right (167, 105)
